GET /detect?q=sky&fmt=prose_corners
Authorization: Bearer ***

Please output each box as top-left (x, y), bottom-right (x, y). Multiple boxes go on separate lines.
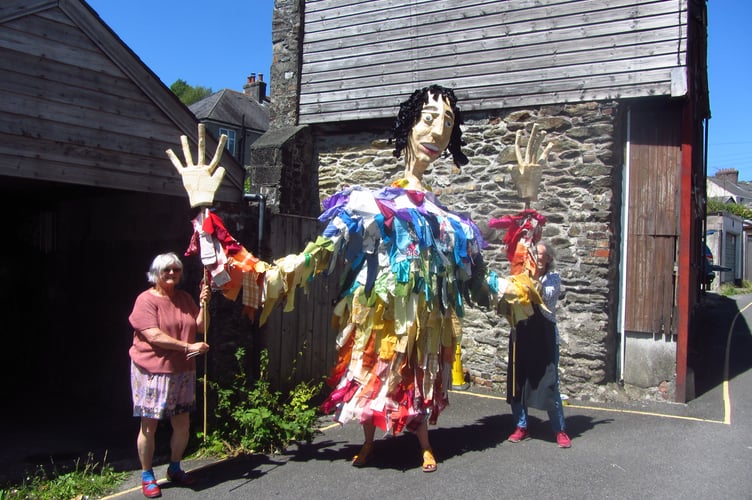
top-left (87, 1), bottom-right (750, 181)
top-left (86, 0), bottom-right (274, 94)
top-left (705, 1), bottom-right (752, 180)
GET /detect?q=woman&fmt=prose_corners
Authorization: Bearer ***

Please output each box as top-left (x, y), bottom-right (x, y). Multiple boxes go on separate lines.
top-left (128, 252), bottom-right (210, 498)
top-left (317, 85), bottom-right (485, 473)
top-left (506, 241), bottom-right (571, 448)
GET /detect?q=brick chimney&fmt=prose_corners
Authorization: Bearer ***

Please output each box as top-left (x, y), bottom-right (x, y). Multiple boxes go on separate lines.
top-left (243, 73), bottom-right (267, 103)
top-left (715, 168), bottom-right (739, 184)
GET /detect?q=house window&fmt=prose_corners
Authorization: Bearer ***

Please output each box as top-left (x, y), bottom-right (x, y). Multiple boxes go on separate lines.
top-left (219, 128), bottom-right (236, 156)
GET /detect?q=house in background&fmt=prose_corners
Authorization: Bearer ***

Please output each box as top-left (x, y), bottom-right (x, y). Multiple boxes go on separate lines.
top-left (707, 168), bottom-right (752, 206)
top-left (706, 168), bottom-right (752, 283)
top-left (190, 73), bottom-right (270, 168)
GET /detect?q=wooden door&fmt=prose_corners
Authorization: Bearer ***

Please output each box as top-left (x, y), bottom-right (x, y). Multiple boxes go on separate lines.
top-left (625, 105), bottom-right (682, 335)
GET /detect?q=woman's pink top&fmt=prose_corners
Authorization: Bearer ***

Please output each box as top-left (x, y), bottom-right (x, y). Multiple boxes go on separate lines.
top-left (129, 289), bottom-right (200, 374)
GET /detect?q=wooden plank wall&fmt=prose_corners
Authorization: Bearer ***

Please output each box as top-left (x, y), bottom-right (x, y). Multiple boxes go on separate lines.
top-left (625, 104), bottom-right (682, 335)
top-left (0, 3), bottom-right (242, 201)
top-left (260, 214), bottom-right (341, 390)
top-left (300, 0), bottom-right (688, 123)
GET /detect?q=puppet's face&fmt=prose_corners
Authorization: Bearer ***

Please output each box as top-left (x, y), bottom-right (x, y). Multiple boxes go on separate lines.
top-left (407, 93), bottom-right (454, 167)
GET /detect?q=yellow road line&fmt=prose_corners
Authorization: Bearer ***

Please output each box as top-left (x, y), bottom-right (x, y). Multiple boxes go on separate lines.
top-left (319, 422), bottom-right (342, 432)
top-left (320, 386), bottom-right (734, 429)
top-left (446, 388), bottom-right (728, 424)
top-left (723, 298), bottom-right (752, 424)
top-left (318, 390), bottom-right (727, 427)
top-left (565, 404), bottom-right (724, 424)
top-left (449, 389), bottom-right (506, 400)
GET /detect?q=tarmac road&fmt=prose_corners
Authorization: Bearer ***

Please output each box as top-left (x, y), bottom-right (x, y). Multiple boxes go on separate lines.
top-left (105, 292), bottom-right (752, 500)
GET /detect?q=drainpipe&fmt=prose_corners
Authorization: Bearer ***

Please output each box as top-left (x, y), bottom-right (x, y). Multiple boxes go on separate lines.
top-left (243, 193), bottom-right (266, 255)
top-left (618, 108), bottom-right (632, 385)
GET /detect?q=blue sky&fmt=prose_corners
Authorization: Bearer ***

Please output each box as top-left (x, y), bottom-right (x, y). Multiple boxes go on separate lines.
top-left (706, 1), bottom-right (752, 180)
top-left (87, 1), bottom-right (749, 181)
top-left (87, 0), bottom-right (274, 93)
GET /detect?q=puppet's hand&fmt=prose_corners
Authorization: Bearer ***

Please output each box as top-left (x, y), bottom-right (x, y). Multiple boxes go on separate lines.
top-left (166, 124), bottom-right (227, 208)
top-left (509, 123), bottom-right (553, 202)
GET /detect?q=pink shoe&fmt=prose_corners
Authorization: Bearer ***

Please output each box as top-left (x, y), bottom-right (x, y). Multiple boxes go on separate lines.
top-left (141, 479), bottom-right (162, 498)
top-left (556, 431), bottom-right (572, 448)
top-left (508, 426), bottom-right (529, 442)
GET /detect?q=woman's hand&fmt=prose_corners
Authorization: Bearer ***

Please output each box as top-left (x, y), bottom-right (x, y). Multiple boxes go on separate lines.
top-left (199, 281), bottom-right (211, 305)
top-left (186, 341), bottom-right (210, 359)
top-left (197, 282), bottom-right (211, 332)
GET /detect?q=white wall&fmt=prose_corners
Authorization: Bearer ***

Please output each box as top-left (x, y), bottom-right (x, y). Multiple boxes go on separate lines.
top-left (707, 213), bottom-right (744, 286)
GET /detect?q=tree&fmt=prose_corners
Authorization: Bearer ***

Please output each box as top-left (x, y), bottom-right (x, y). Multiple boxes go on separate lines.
top-left (707, 199), bottom-right (752, 219)
top-left (170, 79), bottom-right (213, 106)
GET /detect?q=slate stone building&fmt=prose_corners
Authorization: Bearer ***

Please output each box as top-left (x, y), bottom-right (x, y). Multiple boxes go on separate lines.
top-left (253, 0), bottom-right (710, 403)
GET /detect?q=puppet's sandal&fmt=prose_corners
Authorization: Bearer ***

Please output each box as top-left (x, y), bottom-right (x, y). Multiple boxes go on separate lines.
top-left (352, 442), bottom-right (374, 467)
top-left (422, 449), bottom-right (437, 472)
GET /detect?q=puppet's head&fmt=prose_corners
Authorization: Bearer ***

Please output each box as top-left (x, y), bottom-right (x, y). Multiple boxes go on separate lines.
top-left (392, 84), bottom-right (468, 168)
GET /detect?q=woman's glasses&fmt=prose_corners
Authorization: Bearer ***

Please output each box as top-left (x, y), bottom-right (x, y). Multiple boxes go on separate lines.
top-left (163, 267), bottom-right (183, 274)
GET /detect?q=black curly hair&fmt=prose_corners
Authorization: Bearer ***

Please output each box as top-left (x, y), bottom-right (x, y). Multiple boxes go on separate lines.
top-left (392, 84), bottom-right (469, 167)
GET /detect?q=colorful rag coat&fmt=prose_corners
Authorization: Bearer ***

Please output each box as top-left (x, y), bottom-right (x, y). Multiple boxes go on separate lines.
top-left (185, 183), bottom-right (489, 434)
top-left (313, 183), bottom-right (488, 433)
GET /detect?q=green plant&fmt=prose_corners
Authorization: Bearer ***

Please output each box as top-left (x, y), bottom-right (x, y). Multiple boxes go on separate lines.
top-left (0, 453), bottom-right (128, 500)
top-left (707, 199), bottom-right (752, 219)
top-left (199, 348), bottom-right (322, 456)
top-left (719, 280), bottom-right (752, 296)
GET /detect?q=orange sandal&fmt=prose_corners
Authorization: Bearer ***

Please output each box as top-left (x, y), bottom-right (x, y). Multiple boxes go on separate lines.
top-left (422, 449), bottom-right (437, 473)
top-left (352, 442), bottom-right (374, 467)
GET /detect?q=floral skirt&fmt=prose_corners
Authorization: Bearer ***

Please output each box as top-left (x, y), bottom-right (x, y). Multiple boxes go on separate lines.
top-left (131, 361), bottom-right (196, 419)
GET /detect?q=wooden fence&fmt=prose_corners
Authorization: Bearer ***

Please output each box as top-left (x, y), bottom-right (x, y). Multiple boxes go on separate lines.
top-left (257, 213), bottom-right (342, 391)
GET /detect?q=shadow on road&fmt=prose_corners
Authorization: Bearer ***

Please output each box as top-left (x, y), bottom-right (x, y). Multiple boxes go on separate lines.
top-left (279, 411), bottom-right (609, 471)
top-left (691, 293), bottom-right (752, 398)
top-left (154, 454), bottom-right (284, 494)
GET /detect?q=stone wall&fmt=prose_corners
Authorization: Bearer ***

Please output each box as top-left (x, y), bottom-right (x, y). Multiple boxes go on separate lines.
top-left (312, 102), bottom-right (623, 400)
top-left (270, 0), bottom-right (302, 128)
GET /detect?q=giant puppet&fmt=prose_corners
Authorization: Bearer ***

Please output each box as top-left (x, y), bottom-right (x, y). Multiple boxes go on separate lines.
top-left (165, 85), bottom-right (556, 470)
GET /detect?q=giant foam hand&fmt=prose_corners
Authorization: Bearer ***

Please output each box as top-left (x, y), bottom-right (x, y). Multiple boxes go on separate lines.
top-left (510, 123), bottom-right (553, 204)
top-left (166, 124), bottom-right (227, 208)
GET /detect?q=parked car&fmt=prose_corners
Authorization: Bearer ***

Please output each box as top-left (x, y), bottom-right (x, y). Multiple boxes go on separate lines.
top-left (703, 245), bottom-right (732, 287)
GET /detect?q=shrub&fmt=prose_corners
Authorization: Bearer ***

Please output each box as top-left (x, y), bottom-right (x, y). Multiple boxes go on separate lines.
top-left (719, 280), bottom-right (752, 296)
top-left (199, 348), bottom-right (322, 456)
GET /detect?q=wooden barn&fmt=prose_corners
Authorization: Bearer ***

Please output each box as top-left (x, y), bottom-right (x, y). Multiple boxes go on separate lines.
top-left (0, 0), bottom-right (247, 477)
top-left (258, 0), bottom-right (710, 402)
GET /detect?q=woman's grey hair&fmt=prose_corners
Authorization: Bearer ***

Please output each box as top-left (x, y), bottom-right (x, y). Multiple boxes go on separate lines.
top-left (146, 252), bottom-right (183, 284)
top-left (538, 241), bottom-right (556, 271)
